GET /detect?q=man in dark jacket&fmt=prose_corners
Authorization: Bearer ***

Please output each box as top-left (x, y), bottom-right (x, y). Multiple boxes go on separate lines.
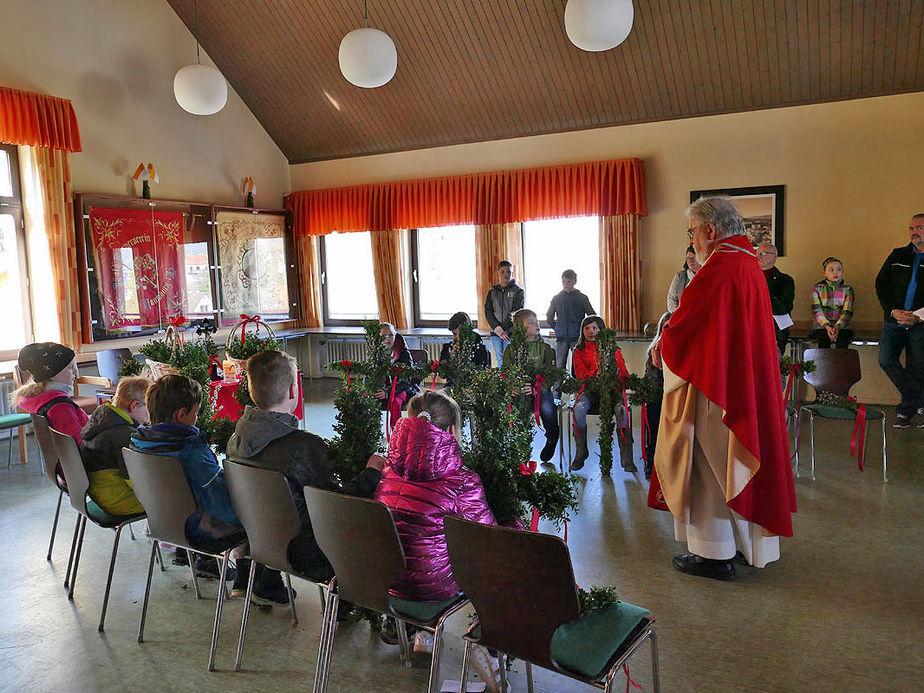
top-left (546, 269), bottom-right (595, 372)
top-left (484, 259), bottom-right (525, 367)
top-left (757, 242), bottom-right (795, 354)
top-left (226, 350), bottom-right (384, 584)
top-left (875, 214), bottom-right (924, 428)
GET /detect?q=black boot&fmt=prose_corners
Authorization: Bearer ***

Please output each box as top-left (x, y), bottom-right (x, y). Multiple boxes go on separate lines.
top-left (672, 553), bottom-right (735, 581)
top-left (571, 426), bottom-right (589, 470)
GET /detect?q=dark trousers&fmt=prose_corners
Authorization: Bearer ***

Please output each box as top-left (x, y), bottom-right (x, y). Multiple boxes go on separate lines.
top-left (878, 322), bottom-right (924, 417)
top-left (643, 400), bottom-right (661, 477)
top-left (812, 327), bottom-right (854, 349)
top-left (775, 326), bottom-right (790, 356)
top-left (530, 390), bottom-right (560, 445)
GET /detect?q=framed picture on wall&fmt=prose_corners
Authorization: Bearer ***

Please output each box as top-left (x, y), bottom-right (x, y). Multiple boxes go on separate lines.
top-left (689, 185), bottom-right (786, 256)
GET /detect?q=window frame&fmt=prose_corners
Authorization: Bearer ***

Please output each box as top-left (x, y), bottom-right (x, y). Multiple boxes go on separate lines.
top-left (410, 225), bottom-right (481, 328)
top-left (0, 144), bottom-right (33, 361)
top-left (319, 230), bottom-right (380, 326)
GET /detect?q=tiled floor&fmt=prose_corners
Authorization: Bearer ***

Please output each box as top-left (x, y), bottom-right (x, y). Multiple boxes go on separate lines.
top-left (0, 382), bottom-right (921, 692)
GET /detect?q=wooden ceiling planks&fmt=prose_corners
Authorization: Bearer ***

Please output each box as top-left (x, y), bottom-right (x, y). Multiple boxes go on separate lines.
top-left (165, 0), bottom-right (924, 163)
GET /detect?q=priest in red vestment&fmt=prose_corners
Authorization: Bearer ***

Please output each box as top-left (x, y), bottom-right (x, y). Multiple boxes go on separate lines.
top-left (649, 196), bottom-right (796, 580)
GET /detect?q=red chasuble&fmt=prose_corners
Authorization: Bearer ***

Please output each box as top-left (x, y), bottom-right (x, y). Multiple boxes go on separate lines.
top-left (651, 235), bottom-right (796, 537)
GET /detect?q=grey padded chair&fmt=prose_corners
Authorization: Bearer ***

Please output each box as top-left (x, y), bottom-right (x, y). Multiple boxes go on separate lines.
top-left (223, 458), bottom-right (328, 672)
top-left (122, 448), bottom-right (246, 671)
top-left (31, 414), bottom-right (72, 563)
top-left (305, 487), bottom-right (469, 693)
top-left (95, 348), bottom-right (132, 386)
top-left (444, 515), bottom-right (660, 693)
top-left (49, 429), bottom-right (146, 631)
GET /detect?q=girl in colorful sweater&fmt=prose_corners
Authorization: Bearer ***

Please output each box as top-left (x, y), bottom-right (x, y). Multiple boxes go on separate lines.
top-left (811, 257), bottom-right (855, 348)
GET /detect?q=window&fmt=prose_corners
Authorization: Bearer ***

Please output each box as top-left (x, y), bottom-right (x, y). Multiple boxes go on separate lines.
top-left (412, 225), bottom-right (478, 326)
top-left (321, 231), bottom-right (379, 323)
top-left (521, 216), bottom-right (601, 324)
top-left (0, 145), bottom-right (29, 356)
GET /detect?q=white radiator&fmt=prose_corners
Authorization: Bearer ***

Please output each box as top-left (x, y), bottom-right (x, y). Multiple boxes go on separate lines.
top-left (0, 379), bottom-right (15, 416)
top-left (323, 340), bottom-right (369, 367)
top-left (422, 340), bottom-right (443, 362)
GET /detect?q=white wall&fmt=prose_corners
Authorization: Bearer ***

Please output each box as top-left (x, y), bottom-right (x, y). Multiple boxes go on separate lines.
top-left (0, 0), bottom-right (290, 206)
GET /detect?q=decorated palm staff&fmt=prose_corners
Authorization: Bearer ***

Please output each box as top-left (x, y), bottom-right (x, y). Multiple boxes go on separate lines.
top-left (649, 196), bottom-right (796, 581)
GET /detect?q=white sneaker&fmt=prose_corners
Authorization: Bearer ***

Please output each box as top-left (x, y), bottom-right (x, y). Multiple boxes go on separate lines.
top-left (469, 644), bottom-right (502, 693)
top-left (414, 630), bottom-right (434, 654)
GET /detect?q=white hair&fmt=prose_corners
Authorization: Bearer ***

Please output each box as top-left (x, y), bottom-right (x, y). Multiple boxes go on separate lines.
top-left (686, 196), bottom-right (745, 240)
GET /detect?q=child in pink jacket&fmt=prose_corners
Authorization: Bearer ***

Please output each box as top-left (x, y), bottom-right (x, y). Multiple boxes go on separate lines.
top-left (375, 390), bottom-right (496, 603)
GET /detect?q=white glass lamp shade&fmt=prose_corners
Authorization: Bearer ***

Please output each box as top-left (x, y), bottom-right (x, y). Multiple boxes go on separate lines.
top-left (564, 0), bottom-right (634, 52)
top-left (339, 27), bottom-right (398, 88)
top-left (173, 64), bottom-right (228, 115)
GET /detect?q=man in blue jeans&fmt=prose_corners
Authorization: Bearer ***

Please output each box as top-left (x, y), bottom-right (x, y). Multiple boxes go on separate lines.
top-left (875, 213), bottom-right (924, 428)
top-left (484, 260), bottom-right (524, 367)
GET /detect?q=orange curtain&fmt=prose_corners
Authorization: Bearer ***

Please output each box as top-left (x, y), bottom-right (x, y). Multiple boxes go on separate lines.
top-left (294, 234), bottom-right (322, 327)
top-left (475, 223), bottom-right (522, 330)
top-left (0, 86), bottom-right (82, 152)
top-left (289, 158), bottom-right (647, 237)
top-left (30, 148), bottom-right (82, 348)
top-left (371, 230), bottom-right (409, 330)
top-left (599, 215), bottom-right (641, 332)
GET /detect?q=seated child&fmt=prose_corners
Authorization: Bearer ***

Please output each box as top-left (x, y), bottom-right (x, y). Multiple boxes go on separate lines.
top-left (571, 315), bottom-right (633, 473)
top-left (373, 322), bottom-right (419, 428)
top-left (226, 350), bottom-right (384, 594)
top-left (438, 311), bottom-right (491, 381)
top-left (14, 342), bottom-right (88, 482)
top-left (508, 309), bottom-right (560, 463)
top-left (80, 376), bottom-right (151, 516)
top-left (375, 390), bottom-right (496, 603)
top-left (130, 375), bottom-right (244, 580)
top-left (811, 257), bottom-right (855, 348)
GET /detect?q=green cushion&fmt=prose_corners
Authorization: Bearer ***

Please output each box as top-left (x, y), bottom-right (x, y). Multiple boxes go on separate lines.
top-left (550, 602), bottom-right (650, 680)
top-left (86, 499), bottom-right (144, 527)
top-left (0, 413), bottom-right (31, 429)
top-left (388, 594), bottom-right (466, 625)
top-left (803, 404), bottom-right (884, 421)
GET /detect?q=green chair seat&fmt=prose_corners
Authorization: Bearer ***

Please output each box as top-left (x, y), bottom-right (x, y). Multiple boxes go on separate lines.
top-left (388, 593), bottom-right (466, 625)
top-left (550, 601), bottom-right (651, 680)
top-left (803, 404), bottom-right (884, 421)
top-left (0, 413), bottom-right (31, 428)
top-left (86, 499), bottom-right (145, 528)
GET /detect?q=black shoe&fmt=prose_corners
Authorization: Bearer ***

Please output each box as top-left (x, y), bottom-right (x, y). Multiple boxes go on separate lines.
top-left (336, 599), bottom-right (358, 622)
top-left (195, 555), bottom-right (236, 582)
top-left (172, 549), bottom-right (190, 567)
top-left (671, 553), bottom-right (735, 581)
top-left (893, 414), bottom-right (911, 429)
top-left (379, 616), bottom-right (419, 645)
top-left (251, 581), bottom-right (296, 606)
top-left (540, 440), bottom-right (557, 462)
top-left (732, 551), bottom-right (749, 566)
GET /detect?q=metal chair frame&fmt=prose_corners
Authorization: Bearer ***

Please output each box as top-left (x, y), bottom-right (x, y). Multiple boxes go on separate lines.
top-left (123, 448), bottom-right (245, 671)
top-left (49, 429), bottom-right (147, 631)
top-left (305, 487), bottom-right (470, 693)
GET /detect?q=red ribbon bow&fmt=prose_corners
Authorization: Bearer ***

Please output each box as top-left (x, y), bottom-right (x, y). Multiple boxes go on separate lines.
top-left (783, 363), bottom-right (802, 404)
top-left (340, 359), bottom-right (352, 385)
top-left (238, 314), bottom-right (261, 346)
top-left (848, 396), bottom-right (867, 472)
top-left (169, 314), bottom-right (186, 328)
top-left (533, 374), bottom-right (546, 427)
top-left (430, 360), bottom-right (440, 390)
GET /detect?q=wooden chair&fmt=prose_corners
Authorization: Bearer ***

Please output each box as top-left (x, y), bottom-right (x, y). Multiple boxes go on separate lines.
top-left (795, 348), bottom-right (887, 482)
top-left (223, 459), bottom-right (329, 672)
top-left (123, 448), bottom-right (246, 671)
top-left (444, 516), bottom-right (659, 693)
top-left (305, 487), bottom-right (469, 693)
top-left (49, 429), bottom-right (146, 631)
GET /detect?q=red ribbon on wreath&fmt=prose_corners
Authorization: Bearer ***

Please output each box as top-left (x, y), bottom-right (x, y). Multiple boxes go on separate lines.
top-left (533, 374), bottom-right (546, 427)
top-left (169, 314), bottom-right (186, 343)
top-left (238, 314), bottom-right (261, 346)
top-left (386, 364), bottom-right (405, 442)
top-left (340, 359), bottom-right (352, 385)
top-left (623, 663), bottom-right (642, 693)
top-left (518, 461), bottom-right (541, 532)
top-left (430, 360), bottom-right (439, 390)
top-left (208, 355), bottom-right (223, 374)
top-left (783, 363), bottom-right (802, 404)
top-left (848, 396), bottom-right (867, 472)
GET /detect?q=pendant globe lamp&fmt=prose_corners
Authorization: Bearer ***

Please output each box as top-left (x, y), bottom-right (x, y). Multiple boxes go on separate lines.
top-left (564, 0), bottom-right (634, 52)
top-left (173, 0), bottom-right (228, 115)
top-left (339, 0), bottom-right (397, 88)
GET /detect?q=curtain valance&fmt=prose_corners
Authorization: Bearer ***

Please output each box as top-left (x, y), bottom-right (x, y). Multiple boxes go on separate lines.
top-left (0, 86), bottom-right (82, 152)
top-left (287, 158), bottom-right (646, 236)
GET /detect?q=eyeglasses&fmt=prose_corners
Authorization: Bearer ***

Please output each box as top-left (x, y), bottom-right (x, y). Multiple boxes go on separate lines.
top-left (757, 251), bottom-right (777, 258)
top-left (686, 226), bottom-right (697, 239)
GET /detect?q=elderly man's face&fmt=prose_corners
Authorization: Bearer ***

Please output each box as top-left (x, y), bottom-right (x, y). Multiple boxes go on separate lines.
top-left (688, 217), bottom-right (716, 265)
top-left (909, 216), bottom-right (924, 251)
top-left (757, 243), bottom-right (778, 270)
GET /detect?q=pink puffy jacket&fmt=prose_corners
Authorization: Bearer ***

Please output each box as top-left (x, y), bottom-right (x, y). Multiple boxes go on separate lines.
top-left (375, 416), bottom-right (496, 602)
